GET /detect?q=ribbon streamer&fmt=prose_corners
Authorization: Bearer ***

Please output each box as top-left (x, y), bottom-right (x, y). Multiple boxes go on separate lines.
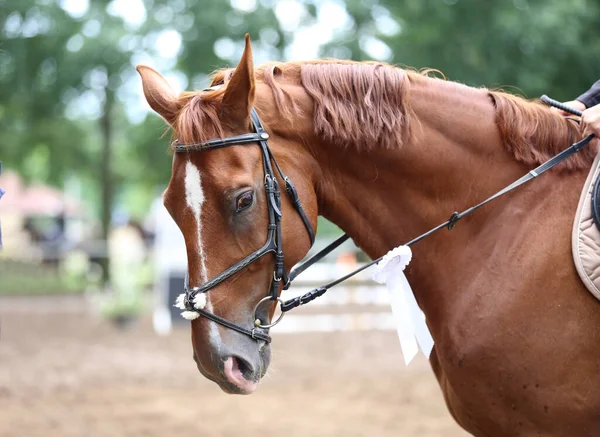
top-left (372, 246), bottom-right (434, 365)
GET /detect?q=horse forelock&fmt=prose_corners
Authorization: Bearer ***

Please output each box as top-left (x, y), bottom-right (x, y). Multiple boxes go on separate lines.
top-left (173, 90), bottom-right (225, 145)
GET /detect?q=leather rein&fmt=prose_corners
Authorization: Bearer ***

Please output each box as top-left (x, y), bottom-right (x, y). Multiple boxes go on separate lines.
top-left (173, 95), bottom-right (593, 344)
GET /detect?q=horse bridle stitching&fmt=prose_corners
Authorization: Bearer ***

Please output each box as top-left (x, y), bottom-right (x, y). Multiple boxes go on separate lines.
top-left (175, 107), bottom-right (315, 343)
top-left (174, 94), bottom-right (594, 344)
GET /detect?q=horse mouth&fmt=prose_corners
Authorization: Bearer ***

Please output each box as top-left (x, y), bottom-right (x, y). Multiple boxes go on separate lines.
top-left (222, 356), bottom-right (259, 394)
top-left (193, 351), bottom-right (269, 395)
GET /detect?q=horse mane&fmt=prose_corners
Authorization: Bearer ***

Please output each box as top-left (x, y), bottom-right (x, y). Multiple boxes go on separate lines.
top-left (173, 60), bottom-right (593, 170)
top-left (489, 91), bottom-right (592, 170)
top-left (172, 61), bottom-right (416, 150)
top-left (264, 61), bottom-right (415, 150)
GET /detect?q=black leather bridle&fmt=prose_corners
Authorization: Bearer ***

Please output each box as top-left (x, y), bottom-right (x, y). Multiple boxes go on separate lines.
top-left (174, 106), bottom-right (315, 344)
top-left (173, 94), bottom-right (594, 345)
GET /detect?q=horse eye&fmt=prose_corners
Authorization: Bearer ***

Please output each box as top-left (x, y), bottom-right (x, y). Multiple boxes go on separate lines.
top-left (235, 191), bottom-right (254, 213)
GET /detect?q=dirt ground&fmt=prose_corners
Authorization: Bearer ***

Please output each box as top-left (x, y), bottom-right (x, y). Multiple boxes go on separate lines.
top-left (0, 296), bottom-right (469, 437)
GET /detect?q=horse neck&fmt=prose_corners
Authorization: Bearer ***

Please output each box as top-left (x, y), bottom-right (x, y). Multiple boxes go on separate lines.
top-left (311, 76), bottom-right (529, 260)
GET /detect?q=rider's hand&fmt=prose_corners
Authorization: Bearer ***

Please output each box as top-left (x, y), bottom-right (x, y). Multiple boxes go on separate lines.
top-left (552, 100), bottom-right (587, 116)
top-left (581, 104), bottom-right (600, 138)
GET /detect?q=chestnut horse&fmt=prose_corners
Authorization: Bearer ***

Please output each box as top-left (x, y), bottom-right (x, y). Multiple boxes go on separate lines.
top-left (138, 36), bottom-right (600, 436)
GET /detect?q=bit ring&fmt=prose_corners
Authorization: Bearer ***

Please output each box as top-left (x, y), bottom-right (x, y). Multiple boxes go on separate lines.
top-left (252, 296), bottom-right (285, 329)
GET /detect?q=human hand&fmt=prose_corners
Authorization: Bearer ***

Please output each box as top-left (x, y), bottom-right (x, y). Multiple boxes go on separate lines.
top-left (581, 104), bottom-right (600, 138)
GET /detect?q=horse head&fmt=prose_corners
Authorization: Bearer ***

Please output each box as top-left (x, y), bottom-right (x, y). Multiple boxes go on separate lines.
top-left (137, 35), bottom-right (318, 394)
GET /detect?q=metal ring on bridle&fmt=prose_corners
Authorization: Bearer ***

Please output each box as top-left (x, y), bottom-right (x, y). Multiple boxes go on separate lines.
top-left (253, 296), bottom-right (285, 329)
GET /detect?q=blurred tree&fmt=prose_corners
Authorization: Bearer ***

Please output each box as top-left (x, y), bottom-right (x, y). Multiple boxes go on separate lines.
top-left (142, 0), bottom-right (287, 87)
top-left (0, 1), bottom-right (90, 184)
top-left (0, 0), bottom-right (133, 282)
top-left (0, 0), bottom-right (291, 202)
top-left (0, 0), bottom-right (295, 279)
top-left (322, 0), bottom-right (600, 100)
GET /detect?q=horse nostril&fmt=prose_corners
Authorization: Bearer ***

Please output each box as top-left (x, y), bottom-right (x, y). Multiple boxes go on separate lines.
top-left (233, 356), bottom-right (254, 381)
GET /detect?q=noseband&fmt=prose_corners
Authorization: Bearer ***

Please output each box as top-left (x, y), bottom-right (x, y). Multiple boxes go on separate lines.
top-left (173, 106), bottom-right (315, 344)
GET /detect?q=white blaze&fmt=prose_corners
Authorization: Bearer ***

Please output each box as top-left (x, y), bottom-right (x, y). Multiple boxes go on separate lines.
top-left (176, 161), bottom-right (215, 323)
top-left (176, 161), bottom-right (221, 348)
top-left (184, 160), bottom-right (208, 283)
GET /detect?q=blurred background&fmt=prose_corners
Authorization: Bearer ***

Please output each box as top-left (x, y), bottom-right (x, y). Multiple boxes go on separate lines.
top-left (0, 1), bottom-right (599, 436)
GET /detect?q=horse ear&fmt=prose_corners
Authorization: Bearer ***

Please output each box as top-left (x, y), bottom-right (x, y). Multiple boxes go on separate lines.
top-left (136, 65), bottom-right (178, 125)
top-left (221, 34), bottom-right (255, 125)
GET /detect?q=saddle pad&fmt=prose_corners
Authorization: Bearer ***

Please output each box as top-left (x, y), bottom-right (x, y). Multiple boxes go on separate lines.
top-left (573, 152), bottom-right (600, 301)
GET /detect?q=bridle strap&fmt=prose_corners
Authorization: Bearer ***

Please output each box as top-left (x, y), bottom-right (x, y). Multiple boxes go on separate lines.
top-left (268, 149), bottom-right (316, 245)
top-left (186, 234), bottom-right (277, 295)
top-left (192, 308), bottom-right (272, 342)
top-left (183, 275), bottom-right (272, 342)
top-left (250, 110), bottom-right (316, 245)
top-left (284, 234), bottom-right (350, 289)
top-left (171, 132), bottom-right (268, 152)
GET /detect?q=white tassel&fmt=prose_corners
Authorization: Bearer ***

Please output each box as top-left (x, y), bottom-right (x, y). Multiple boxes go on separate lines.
top-left (174, 293), bottom-right (206, 321)
top-left (174, 293), bottom-right (187, 310)
top-left (181, 311), bottom-right (200, 320)
top-left (193, 293), bottom-right (207, 310)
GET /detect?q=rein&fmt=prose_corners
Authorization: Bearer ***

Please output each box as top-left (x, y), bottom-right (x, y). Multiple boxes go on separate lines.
top-left (174, 95), bottom-right (594, 343)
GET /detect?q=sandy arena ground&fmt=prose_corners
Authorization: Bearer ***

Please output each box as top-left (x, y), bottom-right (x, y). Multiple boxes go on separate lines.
top-left (0, 296), bottom-right (469, 437)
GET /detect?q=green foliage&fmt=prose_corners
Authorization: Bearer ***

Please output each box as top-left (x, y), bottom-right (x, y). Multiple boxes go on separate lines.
top-left (147, 0), bottom-right (287, 80)
top-left (0, 259), bottom-right (86, 295)
top-left (99, 291), bottom-right (146, 318)
top-left (0, 0), bottom-right (290, 221)
top-left (324, 0), bottom-right (600, 100)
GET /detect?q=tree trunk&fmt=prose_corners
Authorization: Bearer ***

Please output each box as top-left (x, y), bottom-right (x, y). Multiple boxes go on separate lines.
top-left (100, 88), bottom-right (114, 286)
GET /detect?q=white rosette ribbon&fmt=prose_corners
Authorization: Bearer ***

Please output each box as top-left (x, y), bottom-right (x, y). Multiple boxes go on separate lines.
top-left (372, 246), bottom-right (434, 365)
